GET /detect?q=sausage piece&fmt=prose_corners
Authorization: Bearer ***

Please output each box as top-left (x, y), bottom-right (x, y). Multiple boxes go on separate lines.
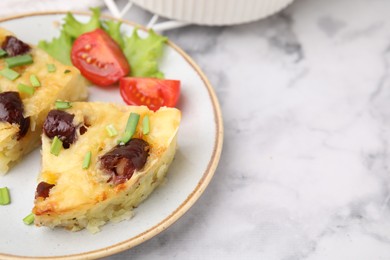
top-left (0, 91), bottom-right (30, 139)
top-left (1, 35), bottom-right (31, 57)
top-left (35, 181), bottom-right (55, 199)
top-left (100, 138), bottom-right (150, 185)
top-left (43, 110), bottom-right (76, 149)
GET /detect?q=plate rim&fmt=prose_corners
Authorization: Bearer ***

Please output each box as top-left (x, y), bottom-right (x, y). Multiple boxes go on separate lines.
top-left (0, 11), bottom-right (224, 260)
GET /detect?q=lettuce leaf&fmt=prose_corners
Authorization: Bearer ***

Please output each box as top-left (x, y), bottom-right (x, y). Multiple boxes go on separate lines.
top-left (63, 7), bottom-right (101, 38)
top-left (38, 7), bottom-right (102, 65)
top-left (38, 8), bottom-right (167, 79)
top-left (123, 29), bottom-right (167, 78)
top-left (38, 30), bottom-right (73, 65)
top-left (102, 20), bottom-right (124, 49)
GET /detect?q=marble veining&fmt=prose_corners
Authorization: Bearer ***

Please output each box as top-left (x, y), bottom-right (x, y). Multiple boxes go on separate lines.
top-left (1, 0), bottom-right (388, 258)
top-left (107, 0), bottom-right (390, 259)
top-left (0, 0), bottom-right (383, 259)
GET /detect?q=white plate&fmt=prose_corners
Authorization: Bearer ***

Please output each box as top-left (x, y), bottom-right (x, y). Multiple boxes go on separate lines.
top-left (0, 12), bottom-right (223, 259)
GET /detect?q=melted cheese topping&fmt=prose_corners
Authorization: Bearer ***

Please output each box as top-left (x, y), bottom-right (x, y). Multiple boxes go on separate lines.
top-left (0, 28), bottom-right (87, 174)
top-left (34, 102), bottom-right (180, 231)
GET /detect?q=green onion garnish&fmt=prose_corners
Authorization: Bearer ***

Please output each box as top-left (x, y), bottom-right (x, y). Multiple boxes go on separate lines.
top-left (118, 131), bottom-right (132, 145)
top-left (0, 68), bottom-right (20, 80)
top-left (18, 83), bottom-right (35, 95)
top-left (47, 64), bottom-right (56, 72)
top-left (55, 100), bottom-right (72, 110)
top-left (23, 213), bottom-right (35, 225)
top-left (29, 74), bottom-right (40, 87)
top-left (142, 115), bottom-right (150, 135)
top-left (0, 49), bottom-right (7, 58)
top-left (82, 151), bottom-right (92, 169)
top-left (50, 136), bottom-right (63, 156)
top-left (64, 69), bottom-right (71, 74)
top-left (105, 124), bottom-right (118, 137)
top-left (0, 187), bottom-right (10, 205)
top-left (125, 113), bottom-right (140, 132)
top-left (119, 113), bottom-right (140, 144)
top-left (5, 54), bottom-right (33, 68)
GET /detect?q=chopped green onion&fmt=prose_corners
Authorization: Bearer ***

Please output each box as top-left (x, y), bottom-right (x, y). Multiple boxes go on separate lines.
top-left (0, 187), bottom-right (10, 205)
top-left (0, 49), bottom-right (7, 58)
top-left (82, 151), bottom-right (92, 169)
top-left (50, 136), bottom-right (63, 156)
top-left (5, 54), bottom-right (33, 68)
top-left (17, 83), bottom-right (35, 95)
top-left (47, 64), bottom-right (56, 72)
top-left (29, 74), bottom-right (40, 87)
top-left (55, 100), bottom-right (72, 110)
top-left (23, 213), bottom-right (35, 225)
top-left (64, 69), bottom-right (71, 74)
top-left (119, 113), bottom-right (140, 144)
top-left (125, 113), bottom-right (140, 132)
top-left (118, 131), bottom-right (132, 145)
top-left (142, 115), bottom-right (150, 135)
top-left (0, 68), bottom-right (20, 80)
top-left (105, 124), bottom-right (118, 137)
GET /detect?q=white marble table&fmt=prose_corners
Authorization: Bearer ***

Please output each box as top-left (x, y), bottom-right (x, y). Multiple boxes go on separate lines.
top-left (1, 0), bottom-right (387, 258)
top-left (106, 0), bottom-right (390, 259)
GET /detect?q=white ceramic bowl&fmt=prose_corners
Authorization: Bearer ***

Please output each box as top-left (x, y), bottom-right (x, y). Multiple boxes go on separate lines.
top-left (131, 0), bottom-right (295, 25)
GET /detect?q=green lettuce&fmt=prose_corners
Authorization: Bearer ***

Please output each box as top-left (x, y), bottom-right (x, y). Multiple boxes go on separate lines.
top-left (38, 30), bottom-right (73, 65)
top-left (123, 29), bottom-right (167, 78)
top-left (63, 7), bottom-right (101, 38)
top-left (38, 8), bottom-right (101, 65)
top-left (102, 20), bottom-right (124, 48)
top-left (38, 7), bottom-right (167, 78)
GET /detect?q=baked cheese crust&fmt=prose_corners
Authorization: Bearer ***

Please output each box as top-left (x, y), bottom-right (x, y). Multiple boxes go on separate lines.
top-left (33, 102), bottom-right (181, 232)
top-left (0, 28), bottom-right (88, 174)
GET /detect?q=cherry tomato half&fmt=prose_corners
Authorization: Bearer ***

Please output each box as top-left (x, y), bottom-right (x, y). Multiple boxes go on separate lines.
top-left (71, 29), bottom-right (130, 86)
top-left (119, 77), bottom-right (180, 111)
